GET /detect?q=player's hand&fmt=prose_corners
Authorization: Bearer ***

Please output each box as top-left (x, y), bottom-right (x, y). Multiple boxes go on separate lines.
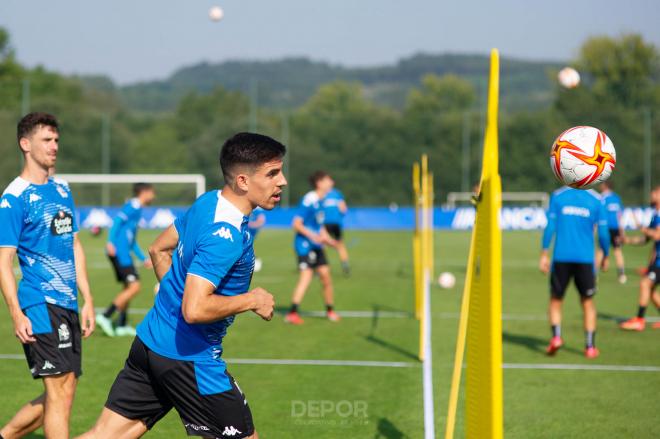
top-left (601, 256), bottom-right (610, 272)
top-left (539, 253), bottom-right (550, 275)
top-left (80, 301), bottom-right (96, 338)
top-left (250, 287), bottom-right (274, 321)
top-left (309, 234), bottom-right (324, 245)
top-left (12, 311), bottom-right (36, 344)
top-left (106, 243), bottom-right (116, 257)
top-left (143, 258), bottom-right (153, 269)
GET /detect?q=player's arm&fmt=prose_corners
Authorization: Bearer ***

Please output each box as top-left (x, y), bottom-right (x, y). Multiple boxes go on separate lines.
top-left (106, 214), bottom-right (126, 256)
top-left (641, 224), bottom-right (660, 241)
top-left (320, 226), bottom-right (338, 248)
top-left (181, 275), bottom-right (274, 324)
top-left (539, 197), bottom-right (557, 274)
top-left (597, 201), bottom-right (610, 269)
top-left (248, 213), bottom-right (266, 229)
top-left (131, 238), bottom-right (151, 268)
top-left (338, 200), bottom-right (348, 215)
top-left (148, 224), bottom-right (179, 281)
top-left (292, 217), bottom-right (323, 244)
top-left (73, 233), bottom-right (95, 338)
top-left (0, 247), bottom-right (36, 344)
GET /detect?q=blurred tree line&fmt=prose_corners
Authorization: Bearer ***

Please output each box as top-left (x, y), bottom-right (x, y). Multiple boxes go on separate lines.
top-left (0, 28), bottom-right (657, 205)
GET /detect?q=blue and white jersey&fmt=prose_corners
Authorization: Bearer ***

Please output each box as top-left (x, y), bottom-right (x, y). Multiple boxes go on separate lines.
top-left (137, 191), bottom-right (254, 364)
top-left (294, 191), bottom-right (324, 256)
top-left (601, 190), bottom-right (623, 231)
top-left (649, 211), bottom-right (660, 268)
top-left (0, 177), bottom-right (78, 311)
top-left (108, 198), bottom-right (145, 266)
top-left (322, 188), bottom-right (345, 225)
top-left (542, 187), bottom-right (609, 264)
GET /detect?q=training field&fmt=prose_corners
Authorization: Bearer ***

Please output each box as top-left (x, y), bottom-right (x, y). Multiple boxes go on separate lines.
top-left (1, 229), bottom-right (659, 438)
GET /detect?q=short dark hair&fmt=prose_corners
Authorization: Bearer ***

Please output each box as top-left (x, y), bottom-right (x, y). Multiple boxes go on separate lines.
top-left (133, 182), bottom-right (154, 196)
top-left (220, 133), bottom-right (286, 185)
top-left (17, 112), bottom-right (59, 145)
top-left (309, 171), bottom-right (330, 188)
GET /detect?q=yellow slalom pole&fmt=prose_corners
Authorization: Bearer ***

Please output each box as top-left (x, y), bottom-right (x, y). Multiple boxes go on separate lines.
top-left (419, 154), bottom-right (429, 361)
top-left (413, 162), bottom-right (422, 320)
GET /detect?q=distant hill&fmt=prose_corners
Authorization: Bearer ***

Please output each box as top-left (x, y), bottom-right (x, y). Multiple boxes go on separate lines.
top-left (116, 53), bottom-right (563, 113)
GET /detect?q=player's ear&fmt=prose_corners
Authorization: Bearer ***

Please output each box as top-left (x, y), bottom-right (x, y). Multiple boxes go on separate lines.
top-left (235, 173), bottom-right (249, 193)
top-left (19, 137), bottom-right (30, 154)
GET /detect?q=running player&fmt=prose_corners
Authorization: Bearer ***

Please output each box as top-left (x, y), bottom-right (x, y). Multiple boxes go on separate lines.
top-left (322, 178), bottom-right (350, 276)
top-left (77, 133), bottom-right (284, 439)
top-left (597, 181), bottom-right (627, 283)
top-left (619, 185), bottom-right (660, 331)
top-left (284, 171), bottom-right (339, 325)
top-left (539, 186), bottom-right (609, 359)
top-left (0, 113), bottom-right (95, 438)
top-left (96, 183), bottom-right (156, 337)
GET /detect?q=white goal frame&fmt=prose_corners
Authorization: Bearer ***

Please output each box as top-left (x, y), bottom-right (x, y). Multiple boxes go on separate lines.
top-left (55, 174), bottom-right (207, 199)
top-left (445, 191), bottom-right (549, 209)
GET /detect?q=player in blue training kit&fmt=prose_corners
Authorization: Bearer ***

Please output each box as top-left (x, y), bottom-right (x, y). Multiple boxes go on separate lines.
top-left (78, 133), bottom-right (286, 439)
top-left (96, 183), bottom-right (156, 337)
top-left (597, 181), bottom-right (627, 283)
top-left (539, 187), bottom-right (609, 359)
top-left (322, 179), bottom-right (351, 276)
top-left (285, 171), bottom-right (340, 325)
top-left (0, 113), bottom-right (95, 439)
top-left (619, 185), bottom-right (660, 331)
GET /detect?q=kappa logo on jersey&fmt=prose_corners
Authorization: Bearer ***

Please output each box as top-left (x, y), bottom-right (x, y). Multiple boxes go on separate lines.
top-left (56, 185), bottom-right (68, 198)
top-left (50, 210), bottom-right (73, 235)
top-left (0, 199), bottom-right (10, 208)
top-left (222, 426), bottom-right (242, 437)
top-left (213, 227), bottom-right (234, 241)
top-left (29, 193), bottom-right (41, 203)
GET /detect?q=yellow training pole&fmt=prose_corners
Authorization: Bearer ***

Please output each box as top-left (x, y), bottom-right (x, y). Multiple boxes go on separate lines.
top-left (413, 162), bottom-right (422, 320)
top-left (419, 154), bottom-right (429, 361)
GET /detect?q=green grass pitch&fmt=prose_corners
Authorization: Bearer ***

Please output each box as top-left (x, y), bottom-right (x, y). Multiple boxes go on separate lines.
top-left (0, 229), bottom-right (658, 438)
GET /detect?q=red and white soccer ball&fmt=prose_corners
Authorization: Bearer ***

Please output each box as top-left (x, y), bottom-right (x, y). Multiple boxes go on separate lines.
top-left (558, 67), bottom-right (580, 89)
top-left (550, 126), bottom-right (616, 189)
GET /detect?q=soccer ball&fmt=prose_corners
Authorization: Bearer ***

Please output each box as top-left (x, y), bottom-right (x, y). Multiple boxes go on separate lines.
top-left (550, 126), bottom-right (616, 189)
top-left (209, 6), bottom-right (224, 21)
top-left (558, 67), bottom-right (580, 88)
top-left (438, 272), bottom-right (456, 289)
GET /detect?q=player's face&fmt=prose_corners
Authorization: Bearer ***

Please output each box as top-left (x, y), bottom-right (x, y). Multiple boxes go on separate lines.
top-left (22, 126), bottom-right (59, 170)
top-left (248, 159), bottom-right (287, 210)
top-left (316, 176), bottom-right (333, 196)
top-left (140, 189), bottom-right (156, 206)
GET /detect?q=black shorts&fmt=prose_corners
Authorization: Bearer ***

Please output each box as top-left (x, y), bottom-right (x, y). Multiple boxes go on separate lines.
top-left (646, 265), bottom-right (660, 288)
top-left (609, 229), bottom-right (623, 248)
top-left (297, 248), bottom-right (328, 270)
top-left (325, 223), bottom-right (343, 241)
top-left (106, 337), bottom-right (254, 438)
top-left (550, 262), bottom-right (596, 299)
top-left (22, 303), bottom-right (82, 379)
top-left (109, 255), bottom-right (139, 284)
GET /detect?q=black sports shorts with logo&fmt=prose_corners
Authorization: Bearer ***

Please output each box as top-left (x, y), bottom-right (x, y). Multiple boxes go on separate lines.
top-left (297, 248), bottom-right (328, 270)
top-left (108, 254), bottom-right (139, 284)
top-left (22, 303), bottom-right (82, 379)
top-left (646, 265), bottom-right (660, 288)
top-left (325, 223), bottom-right (343, 241)
top-left (609, 229), bottom-right (623, 248)
top-left (106, 337), bottom-right (254, 438)
top-left (550, 262), bottom-right (596, 299)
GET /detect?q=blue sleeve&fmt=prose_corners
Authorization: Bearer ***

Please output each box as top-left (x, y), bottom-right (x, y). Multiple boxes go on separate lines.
top-left (542, 196), bottom-right (557, 250)
top-left (187, 223), bottom-right (242, 288)
top-left (597, 201), bottom-right (610, 256)
top-left (294, 199), bottom-right (312, 220)
top-left (0, 194), bottom-right (24, 247)
top-left (108, 215), bottom-right (124, 244)
top-left (70, 195), bottom-right (79, 233)
top-left (131, 239), bottom-right (146, 262)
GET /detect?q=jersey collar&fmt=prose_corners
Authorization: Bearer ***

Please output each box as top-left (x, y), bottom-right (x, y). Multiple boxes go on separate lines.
top-left (215, 191), bottom-right (248, 230)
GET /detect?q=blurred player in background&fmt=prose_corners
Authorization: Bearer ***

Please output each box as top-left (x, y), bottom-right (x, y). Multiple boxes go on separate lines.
top-left (77, 133), bottom-right (284, 439)
top-left (285, 171), bottom-right (340, 325)
top-left (619, 185), bottom-right (660, 331)
top-left (96, 183), bottom-right (156, 337)
top-left (322, 177), bottom-right (350, 276)
top-left (597, 181), bottom-right (627, 283)
top-left (539, 187), bottom-right (609, 359)
top-left (248, 207), bottom-right (266, 272)
top-left (0, 113), bottom-right (95, 439)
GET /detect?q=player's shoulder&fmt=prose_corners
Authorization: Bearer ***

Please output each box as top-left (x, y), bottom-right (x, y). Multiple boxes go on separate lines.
top-left (125, 197), bottom-right (141, 210)
top-left (551, 186), bottom-right (571, 198)
top-left (2, 177), bottom-right (30, 199)
top-left (584, 189), bottom-right (603, 201)
top-left (211, 191), bottom-right (244, 231)
top-left (301, 191), bottom-right (320, 207)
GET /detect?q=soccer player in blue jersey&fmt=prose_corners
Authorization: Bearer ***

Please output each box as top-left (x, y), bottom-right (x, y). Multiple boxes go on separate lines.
top-left (77, 133), bottom-right (285, 439)
top-left (322, 178), bottom-right (351, 275)
top-left (284, 171), bottom-right (339, 325)
top-left (96, 183), bottom-right (156, 337)
top-left (597, 181), bottom-right (627, 283)
top-left (619, 185), bottom-right (660, 331)
top-left (539, 186), bottom-right (609, 359)
top-left (0, 113), bottom-right (95, 439)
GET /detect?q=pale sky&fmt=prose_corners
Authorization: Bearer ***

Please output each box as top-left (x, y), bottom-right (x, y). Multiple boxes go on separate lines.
top-left (1, 0), bottom-right (658, 84)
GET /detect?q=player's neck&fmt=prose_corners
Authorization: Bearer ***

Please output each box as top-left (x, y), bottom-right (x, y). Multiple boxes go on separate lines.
top-left (20, 160), bottom-right (50, 185)
top-left (220, 187), bottom-right (253, 216)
